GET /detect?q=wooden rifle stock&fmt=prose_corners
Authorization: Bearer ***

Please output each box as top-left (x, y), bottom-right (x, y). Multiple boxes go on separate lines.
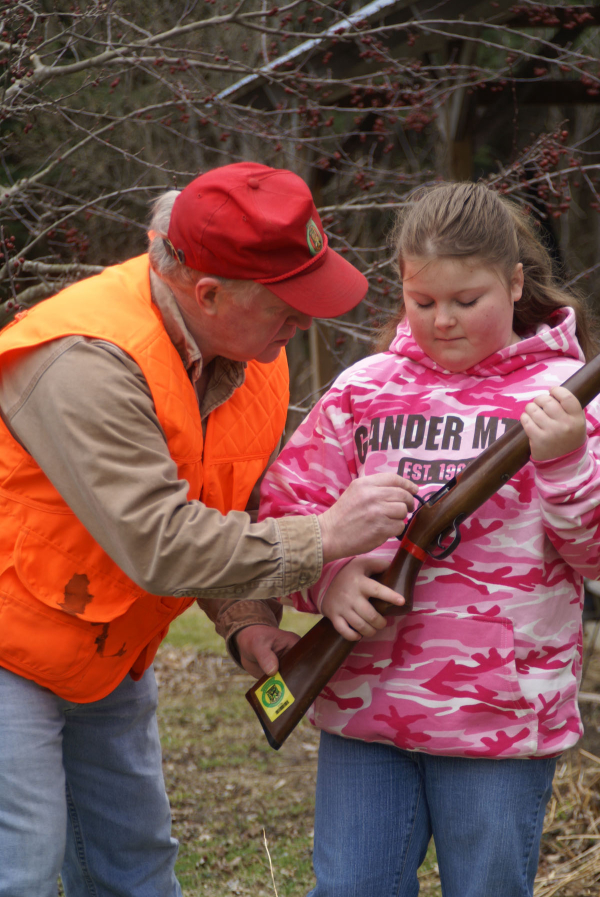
top-left (246, 352), bottom-right (600, 749)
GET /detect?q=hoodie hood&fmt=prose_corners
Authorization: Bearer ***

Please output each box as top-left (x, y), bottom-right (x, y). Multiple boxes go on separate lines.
top-left (388, 307), bottom-right (584, 377)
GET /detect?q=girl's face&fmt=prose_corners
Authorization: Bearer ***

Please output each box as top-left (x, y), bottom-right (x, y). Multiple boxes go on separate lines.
top-left (402, 255), bottom-right (523, 372)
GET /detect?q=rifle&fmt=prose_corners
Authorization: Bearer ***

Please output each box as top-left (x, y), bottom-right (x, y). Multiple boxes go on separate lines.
top-left (246, 352), bottom-right (600, 750)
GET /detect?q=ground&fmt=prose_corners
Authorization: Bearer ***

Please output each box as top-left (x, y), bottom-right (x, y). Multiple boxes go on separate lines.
top-left (157, 607), bottom-right (600, 897)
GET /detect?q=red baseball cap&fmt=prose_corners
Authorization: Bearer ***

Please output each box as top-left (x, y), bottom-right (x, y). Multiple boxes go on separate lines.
top-left (165, 162), bottom-right (368, 317)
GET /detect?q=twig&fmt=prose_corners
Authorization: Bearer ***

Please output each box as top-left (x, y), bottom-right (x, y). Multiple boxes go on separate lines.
top-left (0, 226), bottom-right (17, 301)
top-left (262, 829), bottom-right (279, 897)
top-left (578, 692), bottom-right (600, 706)
top-left (579, 748), bottom-right (600, 764)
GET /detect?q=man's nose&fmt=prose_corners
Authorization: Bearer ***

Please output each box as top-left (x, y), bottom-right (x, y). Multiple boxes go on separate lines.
top-left (293, 312), bottom-right (313, 330)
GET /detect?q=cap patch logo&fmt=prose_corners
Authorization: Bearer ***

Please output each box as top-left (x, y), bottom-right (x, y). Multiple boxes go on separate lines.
top-left (306, 218), bottom-right (323, 256)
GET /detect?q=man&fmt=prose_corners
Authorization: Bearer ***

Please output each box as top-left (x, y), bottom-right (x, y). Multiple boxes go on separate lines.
top-left (0, 162), bottom-right (415, 897)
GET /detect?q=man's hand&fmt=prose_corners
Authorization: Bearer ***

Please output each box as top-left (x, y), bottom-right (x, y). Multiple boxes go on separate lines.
top-left (322, 555), bottom-right (405, 641)
top-left (318, 473), bottom-right (417, 563)
top-left (521, 386), bottom-right (587, 462)
top-left (234, 624), bottom-right (300, 678)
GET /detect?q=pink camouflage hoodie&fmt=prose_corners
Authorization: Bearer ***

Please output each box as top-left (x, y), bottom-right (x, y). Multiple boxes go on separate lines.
top-left (260, 308), bottom-right (600, 758)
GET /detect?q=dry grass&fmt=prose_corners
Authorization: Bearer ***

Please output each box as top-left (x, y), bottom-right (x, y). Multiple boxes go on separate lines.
top-left (532, 630), bottom-right (600, 897)
top-left (534, 749), bottom-right (600, 896)
top-left (157, 609), bottom-right (600, 896)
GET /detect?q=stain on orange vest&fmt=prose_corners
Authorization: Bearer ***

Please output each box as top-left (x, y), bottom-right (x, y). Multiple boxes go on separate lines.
top-left (0, 255), bottom-right (289, 701)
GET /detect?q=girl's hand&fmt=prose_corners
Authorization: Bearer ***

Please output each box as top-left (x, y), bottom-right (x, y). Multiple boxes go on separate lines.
top-left (321, 555), bottom-right (405, 641)
top-left (520, 386), bottom-right (587, 462)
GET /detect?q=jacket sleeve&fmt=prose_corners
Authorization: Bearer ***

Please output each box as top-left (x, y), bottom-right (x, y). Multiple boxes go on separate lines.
top-left (259, 383), bottom-right (358, 614)
top-left (196, 596), bottom-right (284, 663)
top-left (0, 337), bottom-right (322, 601)
top-left (533, 402), bottom-right (600, 579)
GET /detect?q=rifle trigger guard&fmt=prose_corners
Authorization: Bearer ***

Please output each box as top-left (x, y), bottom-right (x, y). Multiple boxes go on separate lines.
top-left (427, 514), bottom-right (466, 560)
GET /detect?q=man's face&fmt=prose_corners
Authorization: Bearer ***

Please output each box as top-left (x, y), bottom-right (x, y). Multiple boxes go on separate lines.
top-left (201, 283), bottom-right (314, 364)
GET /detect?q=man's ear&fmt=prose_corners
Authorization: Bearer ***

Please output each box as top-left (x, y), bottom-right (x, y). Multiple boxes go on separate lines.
top-left (194, 277), bottom-right (223, 315)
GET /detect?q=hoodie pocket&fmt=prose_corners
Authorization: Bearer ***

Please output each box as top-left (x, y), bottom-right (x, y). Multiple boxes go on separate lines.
top-left (316, 610), bottom-right (539, 757)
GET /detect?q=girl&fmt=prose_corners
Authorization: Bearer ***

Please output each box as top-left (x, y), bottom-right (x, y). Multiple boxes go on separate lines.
top-left (259, 182), bottom-right (600, 897)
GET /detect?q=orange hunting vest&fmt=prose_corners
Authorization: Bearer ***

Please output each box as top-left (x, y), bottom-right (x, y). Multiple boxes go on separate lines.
top-left (0, 255), bottom-right (289, 702)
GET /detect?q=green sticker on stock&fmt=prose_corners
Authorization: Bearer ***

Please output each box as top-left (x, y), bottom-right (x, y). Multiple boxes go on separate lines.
top-left (256, 674), bottom-right (295, 722)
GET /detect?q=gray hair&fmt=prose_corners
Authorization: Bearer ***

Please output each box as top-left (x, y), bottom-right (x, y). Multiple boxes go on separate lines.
top-left (147, 190), bottom-right (262, 303)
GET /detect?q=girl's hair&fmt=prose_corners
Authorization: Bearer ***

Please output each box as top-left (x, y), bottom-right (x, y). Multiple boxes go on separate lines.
top-left (376, 181), bottom-right (599, 360)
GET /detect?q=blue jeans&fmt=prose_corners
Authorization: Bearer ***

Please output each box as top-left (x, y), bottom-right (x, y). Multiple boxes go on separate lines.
top-left (0, 665), bottom-right (181, 897)
top-left (308, 732), bottom-right (556, 897)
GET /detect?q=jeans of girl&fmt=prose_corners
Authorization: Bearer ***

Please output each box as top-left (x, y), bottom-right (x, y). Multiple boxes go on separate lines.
top-left (308, 731), bottom-right (556, 897)
top-left (0, 665), bottom-right (181, 897)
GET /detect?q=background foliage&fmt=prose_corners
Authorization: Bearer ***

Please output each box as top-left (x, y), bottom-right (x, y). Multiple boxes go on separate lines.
top-left (1, 0), bottom-right (600, 420)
